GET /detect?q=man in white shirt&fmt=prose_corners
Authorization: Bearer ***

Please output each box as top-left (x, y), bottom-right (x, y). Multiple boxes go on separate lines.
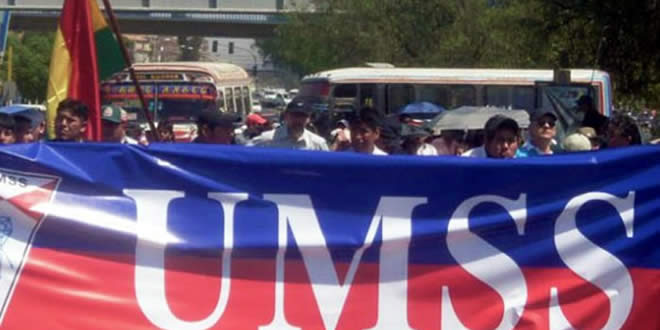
top-left (343, 107), bottom-right (388, 155)
top-left (463, 115), bottom-right (522, 159)
top-left (250, 97), bottom-right (328, 151)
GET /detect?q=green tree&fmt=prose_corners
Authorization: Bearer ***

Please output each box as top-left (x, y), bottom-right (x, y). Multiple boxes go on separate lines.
top-left (539, 0), bottom-right (660, 107)
top-left (259, 0), bottom-right (554, 72)
top-left (259, 0), bottom-right (660, 107)
top-left (259, 0), bottom-right (459, 74)
top-left (1, 32), bottom-right (54, 102)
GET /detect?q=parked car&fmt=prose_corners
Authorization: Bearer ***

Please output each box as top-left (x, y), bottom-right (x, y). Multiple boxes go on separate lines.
top-left (251, 99), bottom-right (263, 113)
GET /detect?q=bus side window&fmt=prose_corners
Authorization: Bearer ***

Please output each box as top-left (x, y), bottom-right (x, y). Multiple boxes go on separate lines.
top-left (452, 86), bottom-right (477, 108)
top-left (243, 87), bottom-right (250, 113)
top-left (359, 84), bottom-right (377, 109)
top-left (333, 84), bottom-right (357, 98)
top-left (417, 85), bottom-right (450, 108)
top-left (387, 84), bottom-right (414, 114)
top-left (235, 87), bottom-right (244, 115)
top-left (226, 88), bottom-right (234, 112)
top-left (512, 86), bottom-right (535, 111)
top-left (332, 84), bottom-right (358, 112)
top-left (485, 86), bottom-right (512, 108)
top-left (217, 90), bottom-right (225, 111)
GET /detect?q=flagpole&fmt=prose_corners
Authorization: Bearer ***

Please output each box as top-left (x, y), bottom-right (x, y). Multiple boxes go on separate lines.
top-left (100, 0), bottom-right (161, 142)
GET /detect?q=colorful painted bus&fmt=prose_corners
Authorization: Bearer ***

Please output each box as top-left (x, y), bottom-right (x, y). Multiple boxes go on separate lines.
top-left (101, 62), bottom-right (253, 141)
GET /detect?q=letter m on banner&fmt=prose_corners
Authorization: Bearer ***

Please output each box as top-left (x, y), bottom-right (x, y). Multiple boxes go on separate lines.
top-left (0, 168), bottom-right (61, 323)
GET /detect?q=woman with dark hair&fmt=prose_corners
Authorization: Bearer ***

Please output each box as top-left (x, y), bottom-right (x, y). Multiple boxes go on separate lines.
top-left (607, 114), bottom-right (642, 148)
top-left (157, 120), bottom-right (175, 143)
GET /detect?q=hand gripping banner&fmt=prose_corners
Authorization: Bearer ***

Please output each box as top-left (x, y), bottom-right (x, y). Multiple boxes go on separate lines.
top-left (0, 143), bottom-right (658, 329)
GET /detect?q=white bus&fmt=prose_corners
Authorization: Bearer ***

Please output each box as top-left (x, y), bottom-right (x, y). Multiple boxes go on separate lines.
top-left (101, 62), bottom-right (253, 141)
top-left (300, 67), bottom-right (613, 117)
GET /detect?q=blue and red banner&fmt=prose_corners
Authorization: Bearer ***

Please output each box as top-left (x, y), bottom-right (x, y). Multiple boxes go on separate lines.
top-left (0, 143), bottom-right (658, 329)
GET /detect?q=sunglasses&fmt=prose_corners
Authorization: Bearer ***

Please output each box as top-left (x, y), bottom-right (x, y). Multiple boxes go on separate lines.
top-left (535, 119), bottom-right (556, 128)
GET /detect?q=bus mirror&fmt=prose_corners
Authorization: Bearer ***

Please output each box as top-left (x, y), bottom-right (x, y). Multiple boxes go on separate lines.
top-left (554, 69), bottom-right (571, 85)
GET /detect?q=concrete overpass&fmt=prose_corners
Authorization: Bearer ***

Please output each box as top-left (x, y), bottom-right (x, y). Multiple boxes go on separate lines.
top-left (0, 0), bottom-right (312, 38)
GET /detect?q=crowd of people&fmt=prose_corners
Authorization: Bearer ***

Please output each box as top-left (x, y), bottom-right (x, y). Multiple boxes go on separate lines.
top-left (0, 95), bottom-right (653, 160)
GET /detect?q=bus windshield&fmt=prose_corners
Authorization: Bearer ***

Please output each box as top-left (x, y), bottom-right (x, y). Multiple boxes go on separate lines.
top-left (101, 81), bottom-right (219, 123)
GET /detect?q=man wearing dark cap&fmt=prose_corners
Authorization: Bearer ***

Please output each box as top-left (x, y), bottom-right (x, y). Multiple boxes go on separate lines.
top-left (101, 104), bottom-right (137, 144)
top-left (194, 110), bottom-right (240, 144)
top-left (518, 110), bottom-right (557, 157)
top-left (577, 95), bottom-right (608, 136)
top-left (463, 115), bottom-right (522, 158)
top-left (250, 97), bottom-right (328, 151)
top-left (12, 108), bottom-right (45, 143)
top-left (0, 113), bottom-right (16, 144)
top-left (401, 124), bottom-right (438, 156)
top-left (377, 115), bottom-right (404, 154)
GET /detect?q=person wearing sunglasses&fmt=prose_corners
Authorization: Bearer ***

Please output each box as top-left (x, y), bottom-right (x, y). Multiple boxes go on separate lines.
top-left (518, 110), bottom-right (558, 157)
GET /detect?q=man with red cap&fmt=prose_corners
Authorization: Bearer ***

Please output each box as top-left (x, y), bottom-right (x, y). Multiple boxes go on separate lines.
top-left (236, 113), bottom-right (269, 145)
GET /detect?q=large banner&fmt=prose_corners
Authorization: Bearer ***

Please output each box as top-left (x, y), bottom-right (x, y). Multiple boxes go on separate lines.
top-left (0, 143), bottom-right (658, 329)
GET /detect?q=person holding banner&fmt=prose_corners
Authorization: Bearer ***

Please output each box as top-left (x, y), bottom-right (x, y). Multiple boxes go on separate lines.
top-left (607, 114), bottom-right (642, 148)
top-left (463, 115), bottom-right (522, 158)
top-left (346, 107), bottom-right (388, 155)
top-left (401, 124), bottom-right (438, 156)
top-left (193, 110), bottom-right (241, 145)
top-left (518, 110), bottom-right (558, 157)
top-left (156, 120), bottom-right (175, 143)
top-left (53, 99), bottom-right (89, 143)
top-left (101, 105), bottom-right (137, 144)
top-left (13, 109), bottom-right (45, 143)
top-left (0, 113), bottom-right (15, 144)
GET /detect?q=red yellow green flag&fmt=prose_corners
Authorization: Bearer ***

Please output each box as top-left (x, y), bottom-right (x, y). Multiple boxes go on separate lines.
top-left (46, 0), bottom-right (126, 141)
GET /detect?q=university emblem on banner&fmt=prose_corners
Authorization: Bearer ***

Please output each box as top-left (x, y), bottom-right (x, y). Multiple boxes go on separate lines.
top-left (0, 168), bottom-right (60, 323)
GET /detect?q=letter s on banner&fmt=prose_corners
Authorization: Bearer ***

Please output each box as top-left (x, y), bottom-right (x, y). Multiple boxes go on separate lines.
top-left (552, 192), bottom-right (635, 330)
top-left (445, 194), bottom-right (528, 330)
top-left (125, 190), bottom-right (248, 330)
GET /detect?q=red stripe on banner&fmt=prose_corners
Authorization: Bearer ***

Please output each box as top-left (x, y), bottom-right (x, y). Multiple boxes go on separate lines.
top-left (3, 248), bottom-right (659, 329)
top-left (7, 181), bottom-right (58, 221)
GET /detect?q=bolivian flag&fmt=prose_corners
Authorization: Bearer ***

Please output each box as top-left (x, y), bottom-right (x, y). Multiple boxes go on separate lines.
top-left (46, 0), bottom-right (126, 140)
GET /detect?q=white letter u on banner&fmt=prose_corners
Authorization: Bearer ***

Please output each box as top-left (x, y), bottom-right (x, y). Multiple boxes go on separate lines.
top-left (126, 190), bottom-right (248, 330)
